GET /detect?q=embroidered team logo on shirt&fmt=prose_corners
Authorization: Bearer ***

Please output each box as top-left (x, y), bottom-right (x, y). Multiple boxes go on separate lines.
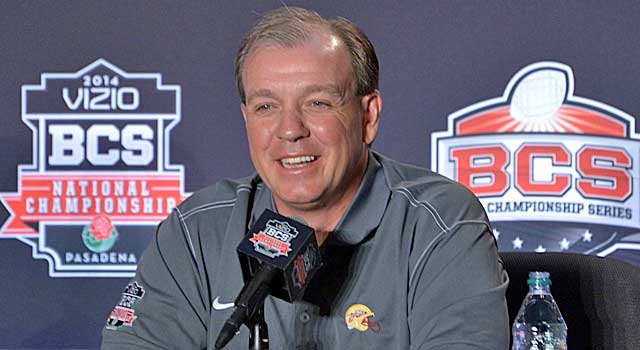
top-left (106, 281), bottom-right (145, 330)
top-left (345, 304), bottom-right (381, 333)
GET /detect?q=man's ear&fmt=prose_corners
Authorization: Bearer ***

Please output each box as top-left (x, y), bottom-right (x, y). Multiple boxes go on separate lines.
top-left (361, 90), bottom-right (382, 145)
top-left (240, 103), bottom-right (248, 123)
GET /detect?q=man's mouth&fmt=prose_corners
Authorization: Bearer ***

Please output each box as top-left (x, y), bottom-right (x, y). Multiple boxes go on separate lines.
top-left (280, 155), bottom-right (317, 169)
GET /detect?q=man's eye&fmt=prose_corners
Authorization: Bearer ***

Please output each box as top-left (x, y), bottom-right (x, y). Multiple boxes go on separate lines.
top-left (311, 100), bottom-right (329, 108)
top-left (256, 104), bottom-right (271, 112)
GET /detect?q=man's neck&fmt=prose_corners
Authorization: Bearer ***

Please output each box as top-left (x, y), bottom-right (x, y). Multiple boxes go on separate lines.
top-left (275, 152), bottom-right (369, 246)
top-left (286, 197), bottom-right (353, 246)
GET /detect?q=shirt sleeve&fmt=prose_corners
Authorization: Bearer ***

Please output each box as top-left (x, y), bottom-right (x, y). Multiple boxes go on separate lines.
top-left (101, 210), bottom-right (209, 349)
top-left (408, 222), bottom-right (510, 350)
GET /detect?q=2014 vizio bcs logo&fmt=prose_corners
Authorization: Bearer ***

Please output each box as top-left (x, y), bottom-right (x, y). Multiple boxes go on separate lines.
top-left (432, 61), bottom-right (640, 260)
top-left (0, 59), bottom-right (188, 277)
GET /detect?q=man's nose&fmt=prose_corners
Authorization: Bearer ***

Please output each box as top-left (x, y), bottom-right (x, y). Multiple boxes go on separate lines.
top-left (276, 107), bottom-right (310, 142)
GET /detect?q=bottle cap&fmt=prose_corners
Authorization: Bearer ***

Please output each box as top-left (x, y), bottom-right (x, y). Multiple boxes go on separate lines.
top-left (527, 271), bottom-right (551, 286)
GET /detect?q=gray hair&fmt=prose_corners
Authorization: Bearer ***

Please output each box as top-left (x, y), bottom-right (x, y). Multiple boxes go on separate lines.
top-left (235, 7), bottom-right (379, 103)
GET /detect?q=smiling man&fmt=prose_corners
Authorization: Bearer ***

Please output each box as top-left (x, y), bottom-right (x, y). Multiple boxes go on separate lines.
top-left (102, 7), bottom-right (509, 350)
top-left (239, 24), bottom-right (380, 247)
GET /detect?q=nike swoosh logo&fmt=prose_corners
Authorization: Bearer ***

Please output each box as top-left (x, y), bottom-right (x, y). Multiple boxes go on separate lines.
top-left (213, 296), bottom-right (235, 310)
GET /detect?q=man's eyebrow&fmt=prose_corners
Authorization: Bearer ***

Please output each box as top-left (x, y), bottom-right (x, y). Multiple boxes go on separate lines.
top-left (245, 89), bottom-right (278, 103)
top-left (245, 84), bottom-right (348, 103)
top-left (302, 84), bottom-right (345, 98)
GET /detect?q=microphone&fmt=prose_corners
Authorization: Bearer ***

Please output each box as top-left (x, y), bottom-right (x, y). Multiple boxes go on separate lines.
top-left (215, 209), bottom-right (323, 349)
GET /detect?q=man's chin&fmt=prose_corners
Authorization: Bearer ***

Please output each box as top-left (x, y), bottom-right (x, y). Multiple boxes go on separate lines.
top-left (272, 191), bottom-right (325, 213)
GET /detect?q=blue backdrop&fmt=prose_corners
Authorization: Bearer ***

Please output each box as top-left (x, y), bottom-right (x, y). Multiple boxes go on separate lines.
top-left (2, 1), bottom-right (640, 348)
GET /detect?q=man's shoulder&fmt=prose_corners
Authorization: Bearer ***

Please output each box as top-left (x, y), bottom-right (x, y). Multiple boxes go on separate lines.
top-left (375, 151), bottom-right (470, 198)
top-left (174, 175), bottom-right (255, 221)
top-left (375, 152), bottom-right (488, 226)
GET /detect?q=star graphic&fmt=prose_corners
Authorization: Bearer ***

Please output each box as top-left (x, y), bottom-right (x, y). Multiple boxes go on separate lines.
top-left (512, 237), bottom-right (523, 249)
top-left (582, 229), bottom-right (593, 242)
top-left (559, 238), bottom-right (570, 250)
top-left (535, 245), bottom-right (547, 253)
top-left (492, 229), bottom-right (500, 240)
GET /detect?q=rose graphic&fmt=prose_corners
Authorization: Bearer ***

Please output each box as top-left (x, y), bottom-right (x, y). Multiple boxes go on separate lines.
top-left (90, 215), bottom-right (114, 241)
top-left (82, 215), bottom-right (118, 253)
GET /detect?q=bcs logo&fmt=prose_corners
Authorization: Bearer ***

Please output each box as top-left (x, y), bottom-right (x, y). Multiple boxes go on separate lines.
top-left (250, 219), bottom-right (299, 258)
top-left (432, 61), bottom-right (640, 256)
top-left (0, 59), bottom-right (188, 277)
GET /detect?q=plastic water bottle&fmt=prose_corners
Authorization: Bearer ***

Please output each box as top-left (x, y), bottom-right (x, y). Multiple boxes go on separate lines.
top-left (512, 271), bottom-right (567, 350)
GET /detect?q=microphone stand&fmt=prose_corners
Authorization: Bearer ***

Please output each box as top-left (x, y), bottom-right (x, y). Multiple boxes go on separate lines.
top-left (247, 304), bottom-right (269, 350)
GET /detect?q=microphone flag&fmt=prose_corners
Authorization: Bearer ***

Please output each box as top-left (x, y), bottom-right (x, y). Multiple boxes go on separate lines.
top-left (237, 209), bottom-right (322, 302)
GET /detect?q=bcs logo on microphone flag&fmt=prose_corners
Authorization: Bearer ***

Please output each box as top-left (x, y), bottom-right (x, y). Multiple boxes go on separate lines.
top-left (0, 59), bottom-right (188, 277)
top-left (432, 61), bottom-right (640, 259)
top-left (250, 219), bottom-right (299, 258)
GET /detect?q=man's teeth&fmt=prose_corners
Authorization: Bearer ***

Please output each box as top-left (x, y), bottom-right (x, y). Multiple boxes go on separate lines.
top-left (280, 156), bottom-right (316, 168)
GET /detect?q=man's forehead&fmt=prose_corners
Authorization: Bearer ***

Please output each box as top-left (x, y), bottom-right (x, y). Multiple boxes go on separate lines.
top-left (251, 25), bottom-right (342, 52)
top-left (242, 37), bottom-right (354, 101)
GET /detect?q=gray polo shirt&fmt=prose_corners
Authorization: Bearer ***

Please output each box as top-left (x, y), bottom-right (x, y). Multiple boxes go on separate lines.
top-left (102, 151), bottom-right (509, 349)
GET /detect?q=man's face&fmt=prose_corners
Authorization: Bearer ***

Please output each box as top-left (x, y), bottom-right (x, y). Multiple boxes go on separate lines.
top-left (241, 32), bottom-right (380, 217)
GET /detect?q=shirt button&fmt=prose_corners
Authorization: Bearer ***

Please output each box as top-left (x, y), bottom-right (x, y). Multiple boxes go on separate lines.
top-left (299, 311), bottom-right (311, 323)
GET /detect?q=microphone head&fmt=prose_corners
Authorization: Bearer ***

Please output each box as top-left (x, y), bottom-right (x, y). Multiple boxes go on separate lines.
top-left (237, 209), bottom-right (323, 302)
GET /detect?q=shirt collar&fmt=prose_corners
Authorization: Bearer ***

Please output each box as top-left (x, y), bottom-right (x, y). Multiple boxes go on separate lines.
top-left (330, 152), bottom-right (390, 245)
top-left (249, 151), bottom-right (390, 245)
top-left (248, 181), bottom-right (276, 231)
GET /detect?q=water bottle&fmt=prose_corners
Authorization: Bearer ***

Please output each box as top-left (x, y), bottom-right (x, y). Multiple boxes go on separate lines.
top-left (512, 271), bottom-right (567, 350)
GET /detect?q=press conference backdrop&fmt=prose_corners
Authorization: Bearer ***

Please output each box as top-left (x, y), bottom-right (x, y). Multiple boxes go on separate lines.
top-left (2, 1), bottom-right (640, 348)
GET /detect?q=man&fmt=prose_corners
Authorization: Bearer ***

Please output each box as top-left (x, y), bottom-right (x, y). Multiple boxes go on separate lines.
top-left (102, 7), bottom-right (509, 350)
